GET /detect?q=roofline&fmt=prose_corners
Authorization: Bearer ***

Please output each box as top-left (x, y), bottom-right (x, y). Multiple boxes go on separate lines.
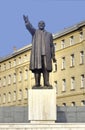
top-left (0, 44), bottom-right (32, 62)
top-left (53, 20), bottom-right (85, 39)
top-left (0, 20), bottom-right (85, 62)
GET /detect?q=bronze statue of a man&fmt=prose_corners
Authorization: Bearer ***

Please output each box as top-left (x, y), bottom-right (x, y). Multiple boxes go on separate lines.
top-left (23, 15), bottom-right (56, 88)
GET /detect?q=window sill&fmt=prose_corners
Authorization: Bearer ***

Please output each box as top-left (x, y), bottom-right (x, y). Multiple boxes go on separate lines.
top-left (24, 97), bottom-right (27, 100)
top-left (13, 100), bottom-right (16, 102)
top-left (3, 85), bottom-right (6, 87)
top-left (24, 79), bottom-right (28, 81)
top-left (53, 70), bottom-right (57, 73)
top-left (8, 84), bottom-right (11, 86)
top-left (13, 82), bottom-right (16, 84)
top-left (19, 81), bottom-right (22, 83)
top-left (8, 101), bottom-right (11, 103)
top-left (18, 99), bottom-right (22, 101)
top-left (70, 88), bottom-right (75, 91)
top-left (61, 68), bottom-right (65, 71)
top-left (79, 63), bottom-right (84, 65)
top-left (80, 87), bottom-right (84, 89)
top-left (62, 90), bottom-right (66, 93)
top-left (70, 65), bottom-right (75, 68)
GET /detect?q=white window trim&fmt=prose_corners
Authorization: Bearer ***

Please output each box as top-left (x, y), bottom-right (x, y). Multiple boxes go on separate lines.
top-left (62, 79), bottom-right (66, 92)
top-left (70, 54), bottom-right (75, 67)
top-left (71, 77), bottom-right (75, 90)
top-left (70, 36), bottom-right (74, 45)
top-left (80, 51), bottom-right (84, 64)
top-left (80, 32), bottom-right (83, 42)
top-left (61, 39), bottom-right (65, 49)
top-left (81, 74), bottom-right (84, 88)
top-left (62, 57), bottom-right (65, 69)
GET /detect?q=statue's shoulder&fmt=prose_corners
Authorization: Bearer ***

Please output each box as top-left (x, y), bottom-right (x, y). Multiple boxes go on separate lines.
top-left (45, 31), bottom-right (52, 36)
top-left (45, 30), bottom-right (51, 34)
top-left (35, 29), bottom-right (40, 33)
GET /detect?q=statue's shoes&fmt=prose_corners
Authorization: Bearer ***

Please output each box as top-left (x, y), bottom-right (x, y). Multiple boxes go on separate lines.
top-left (32, 85), bottom-right (43, 89)
top-left (44, 84), bottom-right (53, 89)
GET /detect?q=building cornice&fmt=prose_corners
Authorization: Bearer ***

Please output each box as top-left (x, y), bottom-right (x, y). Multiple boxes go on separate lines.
top-left (53, 20), bottom-right (85, 39)
top-left (0, 44), bottom-right (32, 62)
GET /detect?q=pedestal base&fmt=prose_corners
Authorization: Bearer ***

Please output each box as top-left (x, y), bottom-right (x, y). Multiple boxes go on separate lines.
top-left (28, 89), bottom-right (56, 123)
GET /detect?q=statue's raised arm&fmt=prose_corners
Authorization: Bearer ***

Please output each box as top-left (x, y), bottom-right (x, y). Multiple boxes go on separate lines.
top-left (23, 15), bottom-right (36, 36)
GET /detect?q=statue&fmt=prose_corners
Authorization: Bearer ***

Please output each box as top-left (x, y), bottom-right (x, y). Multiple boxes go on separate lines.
top-left (23, 15), bottom-right (56, 89)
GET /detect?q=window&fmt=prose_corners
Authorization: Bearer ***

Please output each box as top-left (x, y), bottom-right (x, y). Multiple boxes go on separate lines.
top-left (81, 74), bottom-right (84, 88)
top-left (61, 39), bottom-right (65, 49)
top-left (4, 63), bottom-right (6, 70)
top-left (54, 81), bottom-right (58, 92)
top-left (81, 100), bottom-right (85, 106)
top-left (13, 73), bottom-right (16, 83)
top-left (8, 75), bottom-right (11, 85)
top-left (19, 57), bottom-right (21, 64)
top-left (70, 54), bottom-right (75, 67)
top-left (0, 78), bottom-right (1, 87)
top-left (13, 91), bottom-right (16, 101)
top-left (62, 57), bottom-right (65, 69)
top-left (71, 77), bottom-right (75, 90)
top-left (62, 79), bottom-right (66, 92)
top-left (14, 59), bottom-right (16, 66)
top-left (0, 65), bottom-right (1, 71)
top-left (0, 95), bottom-right (1, 104)
top-left (62, 103), bottom-right (66, 106)
top-left (54, 43), bottom-right (57, 51)
top-left (3, 76), bottom-right (6, 86)
top-left (9, 61), bottom-right (11, 68)
top-left (80, 32), bottom-right (83, 42)
top-left (19, 71), bottom-right (22, 82)
top-left (24, 88), bottom-right (28, 99)
top-left (19, 89), bottom-right (22, 100)
top-left (25, 69), bottom-right (28, 80)
top-left (24, 54), bottom-right (28, 62)
top-left (80, 51), bottom-right (84, 64)
top-left (71, 102), bottom-right (75, 106)
top-left (53, 62), bottom-right (57, 72)
top-left (8, 92), bottom-right (11, 102)
top-left (70, 36), bottom-right (74, 45)
top-left (3, 93), bottom-right (6, 103)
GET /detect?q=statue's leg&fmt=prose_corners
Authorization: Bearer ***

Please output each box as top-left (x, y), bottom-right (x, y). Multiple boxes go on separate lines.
top-left (43, 70), bottom-right (49, 86)
top-left (34, 71), bottom-right (41, 86)
top-left (42, 56), bottom-right (50, 86)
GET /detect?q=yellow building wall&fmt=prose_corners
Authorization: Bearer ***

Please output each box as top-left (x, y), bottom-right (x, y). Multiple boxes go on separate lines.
top-left (0, 24), bottom-right (85, 106)
top-left (53, 26), bottom-right (85, 106)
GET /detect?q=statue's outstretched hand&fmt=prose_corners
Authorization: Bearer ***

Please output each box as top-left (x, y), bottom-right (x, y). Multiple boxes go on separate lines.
top-left (23, 15), bottom-right (29, 23)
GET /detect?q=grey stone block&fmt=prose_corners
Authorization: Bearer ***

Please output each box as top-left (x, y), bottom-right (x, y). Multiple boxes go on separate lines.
top-left (57, 106), bottom-right (67, 112)
top-left (0, 106), bottom-right (85, 123)
top-left (4, 117), bottom-right (14, 123)
top-left (66, 112), bottom-right (77, 122)
top-left (77, 112), bottom-right (85, 119)
top-left (66, 106), bottom-right (77, 112)
top-left (76, 106), bottom-right (85, 112)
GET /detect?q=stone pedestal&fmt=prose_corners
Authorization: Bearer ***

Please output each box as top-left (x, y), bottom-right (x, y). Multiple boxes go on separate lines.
top-left (28, 89), bottom-right (56, 123)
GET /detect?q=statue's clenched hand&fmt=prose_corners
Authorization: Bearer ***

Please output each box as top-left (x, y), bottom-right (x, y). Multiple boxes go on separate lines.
top-left (23, 15), bottom-right (29, 23)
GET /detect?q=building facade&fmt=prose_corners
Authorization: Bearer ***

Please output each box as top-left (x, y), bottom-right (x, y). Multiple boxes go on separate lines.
top-left (0, 21), bottom-right (85, 106)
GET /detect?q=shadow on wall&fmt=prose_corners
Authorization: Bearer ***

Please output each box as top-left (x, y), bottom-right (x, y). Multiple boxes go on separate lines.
top-left (57, 106), bottom-right (67, 122)
top-left (57, 106), bottom-right (85, 123)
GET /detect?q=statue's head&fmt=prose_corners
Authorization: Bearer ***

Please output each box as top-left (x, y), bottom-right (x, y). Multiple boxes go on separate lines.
top-left (38, 20), bottom-right (45, 30)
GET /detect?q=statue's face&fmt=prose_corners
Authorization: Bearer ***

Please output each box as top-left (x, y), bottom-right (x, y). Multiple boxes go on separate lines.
top-left (38, 21), bottom-right (45, 30)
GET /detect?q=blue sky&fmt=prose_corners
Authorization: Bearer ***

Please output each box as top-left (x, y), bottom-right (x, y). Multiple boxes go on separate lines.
top-left (0, 0), bottom-right (85, 57)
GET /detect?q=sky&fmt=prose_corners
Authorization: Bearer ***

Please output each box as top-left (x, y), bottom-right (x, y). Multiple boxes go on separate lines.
top-left (0, 0), bottom-right (85, 57)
